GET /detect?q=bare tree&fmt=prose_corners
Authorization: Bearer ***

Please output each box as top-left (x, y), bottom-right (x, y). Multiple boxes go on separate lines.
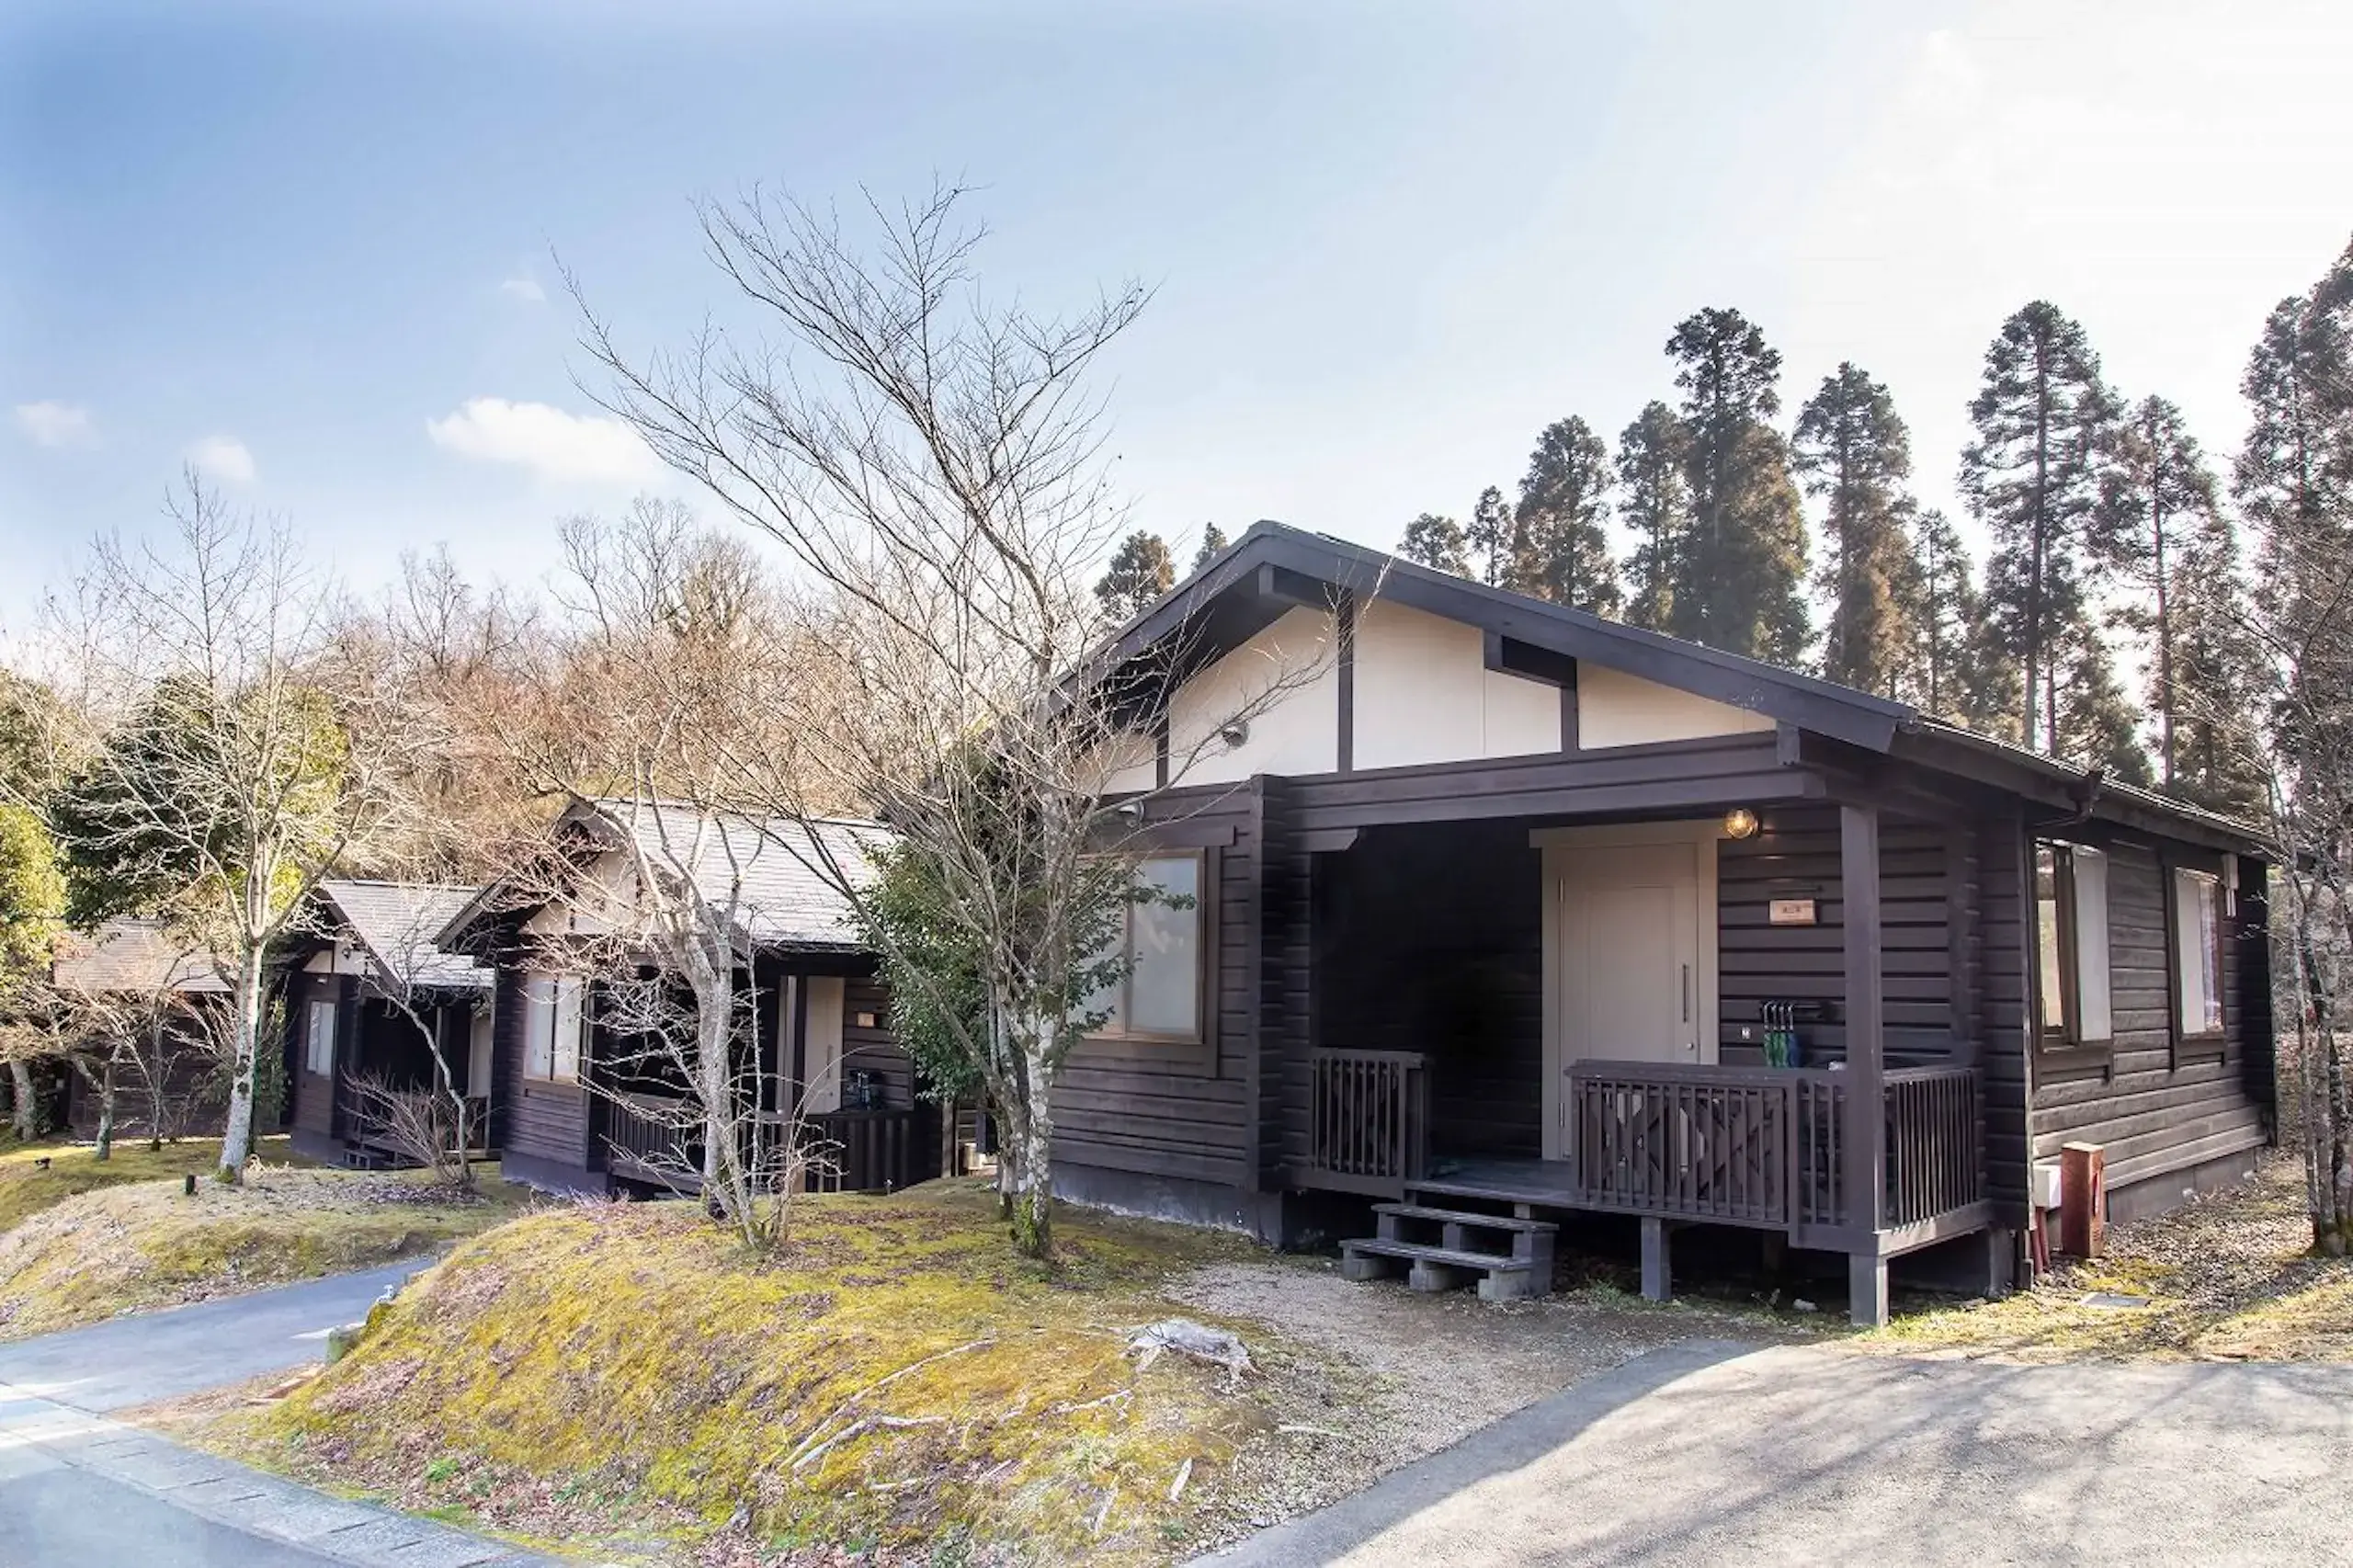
top-left (578, 185), bottom-right (1333, 1256)
top-left (44, 475), bottom-right (420, 1181)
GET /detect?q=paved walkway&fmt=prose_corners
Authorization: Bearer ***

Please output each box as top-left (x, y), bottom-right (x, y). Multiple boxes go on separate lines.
top-left (1201, 1340), bottom-right (2353, 1566)
top-left (0, 1263), bottom-right (551, 1567)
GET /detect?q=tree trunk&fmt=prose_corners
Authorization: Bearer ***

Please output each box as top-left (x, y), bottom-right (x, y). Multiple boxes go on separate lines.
top-left (93, 1056), bottom-right (116, 1162)
top-left (8, 1059), bottom-right (36, 1142)
top-left (989, 1007), bottom-right (1057, 1259)
top-left (217, 943), bottom-right (267, 1183)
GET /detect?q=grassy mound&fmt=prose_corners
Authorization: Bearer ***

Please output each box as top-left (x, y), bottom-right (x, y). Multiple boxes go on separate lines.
top-left (0, 1135), bottom-right (310, 1233)
top-left (221, 1184), bottom-right (1277, 1564)
top-left (0, 1163), bottom-right (529, 1340)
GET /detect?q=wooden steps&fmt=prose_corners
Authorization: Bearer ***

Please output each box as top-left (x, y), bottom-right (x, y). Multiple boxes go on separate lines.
top-left (1339, 1200), bottom-right (1559, 1302)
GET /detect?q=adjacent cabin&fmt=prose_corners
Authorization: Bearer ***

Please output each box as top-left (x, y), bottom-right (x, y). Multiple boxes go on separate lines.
top-left (49, 917), bottom-right (232, 1140)
top-left (1063, 522), bottom-right (2275, 1324)
top-left (440, 800), bottom-right (945, 1199)
top-left (281, 881), bottom-right (495, 1168)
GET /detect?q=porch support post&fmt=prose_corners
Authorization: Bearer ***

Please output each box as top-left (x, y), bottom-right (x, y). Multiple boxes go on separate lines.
top-left (1842, 802), bottom-right (1890, 1327)
top-left (1640, 1217), bottom-right (1672, 1303)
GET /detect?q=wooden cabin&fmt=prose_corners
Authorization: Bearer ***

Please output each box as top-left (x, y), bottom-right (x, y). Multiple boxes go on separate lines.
top-left (440, 801), bottom-right (943, 1199)
top-left (1065, 522), bottom-right (2276, 1325)
top-left (282, 881), bottom-right (495, 1167)
top-left (49, 918), bottom-right (231, 1140)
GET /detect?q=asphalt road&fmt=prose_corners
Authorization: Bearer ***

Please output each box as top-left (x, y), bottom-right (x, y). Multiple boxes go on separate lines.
top-left (1203, 1340), bottom-right (2353, 1566)
top-left (0, 1260), bottom-right (546, 1568)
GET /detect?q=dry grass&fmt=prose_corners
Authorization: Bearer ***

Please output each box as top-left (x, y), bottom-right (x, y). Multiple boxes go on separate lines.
top-left (1869, 1152), bottom-right (2353, 1361)
top-left (0, 1135), bottom-right (313, 1233)
top-left (0, 1161), bottom-right (532, 1341)
top-left (194, 1182), bottom-right (1320, 1567)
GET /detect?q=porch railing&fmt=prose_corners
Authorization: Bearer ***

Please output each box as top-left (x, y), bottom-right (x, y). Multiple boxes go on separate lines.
top-left (604, 1090), bottom-right (693, 1179)
top-left (1303, 1049), bottom-right (1429, 1197)
top-left (799, 1108), bottom-right (924, 1195)
top-left (1567, 1062), bottom-right (1982, 1236)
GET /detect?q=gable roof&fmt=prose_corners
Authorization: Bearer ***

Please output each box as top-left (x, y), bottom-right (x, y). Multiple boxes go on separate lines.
top-left (1102, 520), bottom-right (1914, 751)
top-left (51, 919), bottom-right (231, 994)
top-left (577, 801), bottom-right (887, 952)
top-left (1098, 520), bottom-right (2268, 856)
top-left (316, 881), bottom-right (494, 990)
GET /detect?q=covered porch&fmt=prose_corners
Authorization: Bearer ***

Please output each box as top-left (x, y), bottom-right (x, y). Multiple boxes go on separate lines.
top-left (1288, 790), bottom-right (2002, 1325)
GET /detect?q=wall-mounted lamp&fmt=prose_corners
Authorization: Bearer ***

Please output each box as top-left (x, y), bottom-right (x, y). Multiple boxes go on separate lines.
top-left (1218, 720), bottom-right (1251, 749)
top-left (1723, 807), bottom-right (1760, 840)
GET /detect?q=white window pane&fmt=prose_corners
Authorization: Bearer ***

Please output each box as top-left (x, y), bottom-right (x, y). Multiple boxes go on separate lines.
top-left (804, 976), bottom-right (846, 1114)
top-left (524, 976), bottom-right (553, 1078)
top-left (552, 978), bottom-right (583, 1080)
top-left (2177, 870), bottom-right (2223, 1035)
top-left (306, 999), bottom-right (337, 1075)
top-left (2072, 848), bottom-right (2111, 1041)
top-left (2035, 847), bottom-right (2066, 1033)
top-left (1129, 857), bottom-right (1201, 1037)
top-left (468, 1004), bottom-right (494, 1089)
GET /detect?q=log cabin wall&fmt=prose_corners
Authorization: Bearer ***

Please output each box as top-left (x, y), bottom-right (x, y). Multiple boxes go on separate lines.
top-left (2027, 836), bottom-right (2269, 1219)
top-left (490, 922), bottom-right (596, 1187)
top-left (1051, 781), bottom-right (1264, 1193)
top-left (1714, 804), bottom-right (1963, 1068)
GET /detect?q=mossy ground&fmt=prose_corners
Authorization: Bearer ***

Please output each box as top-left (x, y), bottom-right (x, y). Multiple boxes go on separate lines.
top-left (202, 1182), bottom-right (1293, 1566)
top-left (0, 1160), bottom-right (531, 1341)
top-left (1866, 1153), bottom-right (2353, 1360)
top-left (0, 1134), bottom-right (313, 1233)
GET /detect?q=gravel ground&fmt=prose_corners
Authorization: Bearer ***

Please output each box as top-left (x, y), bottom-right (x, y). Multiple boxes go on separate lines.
top-left (1172, 1256), bottom-right (1816, 1551)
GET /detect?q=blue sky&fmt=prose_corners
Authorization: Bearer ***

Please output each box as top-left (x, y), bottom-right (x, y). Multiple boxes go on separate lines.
top-left (5, 0), bottom-right (2349, 632)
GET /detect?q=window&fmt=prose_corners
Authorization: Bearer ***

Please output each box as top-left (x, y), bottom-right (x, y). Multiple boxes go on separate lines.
top-left (467, 1000), bottom-right (494, 1093)
top-left (304, 998), bottom-right (337, 1075)
top-left (2035, 842), bottom-right (2111, 1052)
top-left (2172, 866), bottom-right (2226, 1046)
top-left (1086, 854), bottom-right (1205, 1042)
top-left (801, 975), bottom-right (846, 1114)
top-left (523, 974), bottom-right (584, 1082)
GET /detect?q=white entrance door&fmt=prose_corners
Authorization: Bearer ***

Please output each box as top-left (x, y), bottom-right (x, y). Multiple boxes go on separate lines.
top-left (1558, 840), bottom-right (1702, 1067)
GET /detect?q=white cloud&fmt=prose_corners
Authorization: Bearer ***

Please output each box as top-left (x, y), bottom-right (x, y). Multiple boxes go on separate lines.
top-left (425, 396), bottom-right (658, 485)
top-left (14, 401), bottom-right (97, 449)
top-left (187, 435), bottom-right (256, 483)
top-left (499, 277), bottom-right (547, 304)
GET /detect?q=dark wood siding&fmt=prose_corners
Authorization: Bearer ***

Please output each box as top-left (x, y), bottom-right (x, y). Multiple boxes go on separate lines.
top-left (2030, 840), bottom-right (2268, 1194)
top-left (287, 970), bottom-right (351, 1142)
top-left (1052, 782), bottom-right (1261, 1189)
top-left (1715, 805), bottom-right (1961, 1067)
top-left (492, 931), bottom-right (593, 1176)
top-left (1978, 809), bottom-right (2034, 1223)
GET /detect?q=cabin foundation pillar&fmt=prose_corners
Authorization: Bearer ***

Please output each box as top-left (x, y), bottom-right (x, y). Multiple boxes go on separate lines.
top-left (1848, 1252), bottom-right (1889, 1327)
top-left (1640, 1217), bottom-right (1672, 1302)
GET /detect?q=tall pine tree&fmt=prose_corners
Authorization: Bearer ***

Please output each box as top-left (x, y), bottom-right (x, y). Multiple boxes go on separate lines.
top-left (2102, 395), bottom-right (2236, 795)
top-left (1398, 513), bottom-right (1472, 577)
top-left (1617, 401), bottom-right (1691, 633)
top-left (1094, 530), bottom-right (1176, 622)
top-left (2164, 505), bottom-right (2267, 817)
top-left (1189, 523), bottom-right (1229, 575)
top-left (1515, 416), bottom-right (1621, 616)
top-left (1911, 508), bottom-right (2018, 735)
top-left (1960, 301), bottom-right (2124, 757)
top-left (1466, 486), bottom-right (1518, 588)
top-left (1793, 362), bottom-right (1922, 697)
top-left (1665, 309), bottom-right (1810, 663)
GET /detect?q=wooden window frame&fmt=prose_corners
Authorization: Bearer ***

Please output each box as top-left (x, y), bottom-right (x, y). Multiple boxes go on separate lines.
top-left (521, 972), bottom-right (585, 1086)
top-left (2165, 857), bottom-right (2229, 1068)
top-left (1082, 849), bottom-right (1215, 1068)
top-left (2034, 840), bottom-right (2113, 1071)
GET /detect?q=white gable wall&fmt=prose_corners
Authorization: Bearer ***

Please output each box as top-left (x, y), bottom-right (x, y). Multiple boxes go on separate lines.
top-left (1578, 665), bottom-right (1775, 749)
top-left (1352, 600), bottom-right (1561, 769)
top-left (1086, 728), bottom-right (1159, 796)
top-left (1167, 606), bottom-right (1337, 785)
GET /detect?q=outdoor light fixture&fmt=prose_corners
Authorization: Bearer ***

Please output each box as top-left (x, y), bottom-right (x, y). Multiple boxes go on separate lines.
top-left (1218, 720), bottom-right (1251, 749)
top-left (1723, 808), bottom-right (1760, 839)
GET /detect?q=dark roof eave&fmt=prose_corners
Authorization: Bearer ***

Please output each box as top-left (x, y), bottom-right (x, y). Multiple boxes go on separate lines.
top-left (1894, 722), bottom-right (2271, 856)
